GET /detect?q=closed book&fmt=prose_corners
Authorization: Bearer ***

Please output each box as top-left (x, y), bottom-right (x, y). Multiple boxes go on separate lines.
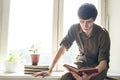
top-left (24, 68), bottom-right (49, 74)
top-left (24, 65), bottom-right (49, 69)
top-left (24, 70), bottom-right (37, 74)
top-left (24, 65), bottom-right (49, 74)
top-left (24, 68), bottom-right (49, 72)
top-left (63, 64), bottom-right (98, 76)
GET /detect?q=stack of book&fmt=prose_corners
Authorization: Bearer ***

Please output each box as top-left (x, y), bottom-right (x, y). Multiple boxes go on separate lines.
top-left (24, 65), bottom-right (49, 74)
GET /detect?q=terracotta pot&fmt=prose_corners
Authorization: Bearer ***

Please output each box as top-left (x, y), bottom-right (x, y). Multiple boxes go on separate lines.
top-left (31, 54), bottom-right (40, 65)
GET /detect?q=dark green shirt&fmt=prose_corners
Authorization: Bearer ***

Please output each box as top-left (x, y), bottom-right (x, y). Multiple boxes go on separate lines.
top-left (60, 23), bottom-right (110, 67)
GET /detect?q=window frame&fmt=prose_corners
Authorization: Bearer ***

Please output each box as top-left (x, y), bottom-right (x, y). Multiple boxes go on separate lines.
top-left (0, 0), bottom-right (108, 71)
top-left (0, 0), bottom-right (10, 61)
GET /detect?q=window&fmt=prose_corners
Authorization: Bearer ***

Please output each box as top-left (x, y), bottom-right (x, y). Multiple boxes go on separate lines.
top-left (8, 0), bottom-right (53, 66)
top-left (0, 0), bottom-right (101, 71)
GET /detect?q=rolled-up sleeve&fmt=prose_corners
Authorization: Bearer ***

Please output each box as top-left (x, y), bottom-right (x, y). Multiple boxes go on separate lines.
top-left (60, 25), bottom-right (75, 50)
top-left (98, 30), bottom-right (110, 63)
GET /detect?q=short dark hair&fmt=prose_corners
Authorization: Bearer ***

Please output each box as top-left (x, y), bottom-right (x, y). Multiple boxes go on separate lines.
top-left (78, 3), bottom-right (98, 20)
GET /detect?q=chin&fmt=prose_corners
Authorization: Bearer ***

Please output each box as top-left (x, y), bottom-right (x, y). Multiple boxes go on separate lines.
top-left (83, 30), bottom-right (88, 33)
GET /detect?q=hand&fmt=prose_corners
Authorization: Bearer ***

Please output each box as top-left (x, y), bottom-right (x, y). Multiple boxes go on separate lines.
top-left (32, 70), bottom-right (51, 78)
top-left (70, 71), bottom-right (83, 80)
top-left (82, 72), bottom-right (91, 80)
top-left (71, 72), bottom-right (91, 80)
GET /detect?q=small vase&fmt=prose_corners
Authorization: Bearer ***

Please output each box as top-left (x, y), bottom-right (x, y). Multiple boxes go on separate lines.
top-left (4, 61), bottom-right (18, 73)
top-left (31, 54), bottom-right (40, 65)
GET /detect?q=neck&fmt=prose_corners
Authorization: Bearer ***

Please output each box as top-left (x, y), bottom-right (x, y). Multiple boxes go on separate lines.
top-left (85, 27), bottom-right (93, 36)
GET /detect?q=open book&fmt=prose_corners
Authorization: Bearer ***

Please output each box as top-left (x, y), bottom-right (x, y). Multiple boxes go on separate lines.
top-left (63, 64), bottom-right (98, 76)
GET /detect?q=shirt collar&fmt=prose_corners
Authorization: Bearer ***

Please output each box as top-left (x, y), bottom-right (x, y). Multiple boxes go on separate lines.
top-left (79, 24), bottom-right (83, 34)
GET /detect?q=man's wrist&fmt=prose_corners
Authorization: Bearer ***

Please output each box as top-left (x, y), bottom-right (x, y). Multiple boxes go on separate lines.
top-left (49, 68), bottom-right (53, 73)
top-left (49, 65), bottom-right (54, 73)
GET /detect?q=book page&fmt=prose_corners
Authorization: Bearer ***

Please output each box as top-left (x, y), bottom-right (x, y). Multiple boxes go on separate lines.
top-left (63, 64), bottom-right (98, 76)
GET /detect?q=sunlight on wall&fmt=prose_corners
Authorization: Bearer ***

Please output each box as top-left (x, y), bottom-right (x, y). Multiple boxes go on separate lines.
top-left (108, 0), bottom-right (120, 74)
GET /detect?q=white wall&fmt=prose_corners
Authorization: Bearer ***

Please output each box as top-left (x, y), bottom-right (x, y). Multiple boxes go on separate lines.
top-left (0, 0), bottom-right (2, 57)
top-left (0, 0), bottom-right (9, 60)
top-left (108, 0), bottom-right (120, 74)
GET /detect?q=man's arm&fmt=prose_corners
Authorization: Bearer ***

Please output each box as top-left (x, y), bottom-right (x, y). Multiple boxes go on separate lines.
top-left (49, 45), bottom-right (67, 73)
top-left (96, 60), bottom-right (107, 73)
top-left (33, 45), bottom-right (67, 77)
top-left (86, 60), bottom-right (107, 79)
top-left (71, 60), bottom-right (107, 80)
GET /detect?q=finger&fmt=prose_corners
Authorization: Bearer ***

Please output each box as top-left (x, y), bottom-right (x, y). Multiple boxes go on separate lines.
top-left (82, 72), bottom-right (87, 76)
top-left (33, 72), bottom-right (43, 77)
top-left (82, 72), bottom-right (89, 79)
top-left (71, 71), bottom-right (82, 80)
top-left (32, 72), bottom-right (39, 77)
top-left (42, 73), bottom-right (49, 78)
top-left (33, 74), bottom-right (39, 77)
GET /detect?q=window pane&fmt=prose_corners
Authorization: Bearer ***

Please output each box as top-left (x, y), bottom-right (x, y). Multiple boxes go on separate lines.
top-left (8, 0), bottom-right (53, 65)
top-left (62, 0), bottom-right (99, 65)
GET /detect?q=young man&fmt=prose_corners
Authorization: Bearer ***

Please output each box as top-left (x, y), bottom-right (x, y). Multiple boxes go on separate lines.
top-left (33, 3), bottom-right (110, 80)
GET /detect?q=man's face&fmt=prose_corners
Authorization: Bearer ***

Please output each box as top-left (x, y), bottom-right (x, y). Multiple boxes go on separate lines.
top-left (79, 18), bottom-right (94, 33)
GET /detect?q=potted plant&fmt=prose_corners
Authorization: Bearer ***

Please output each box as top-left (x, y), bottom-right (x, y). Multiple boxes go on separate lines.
top-left (29, 43), bottom-right (40, 65)
top-left (4, 51), bottom-right (20, 73)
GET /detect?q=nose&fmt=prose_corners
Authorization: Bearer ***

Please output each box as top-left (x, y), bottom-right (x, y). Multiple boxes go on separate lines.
top-left (83, 22), bottom-right (88, 28)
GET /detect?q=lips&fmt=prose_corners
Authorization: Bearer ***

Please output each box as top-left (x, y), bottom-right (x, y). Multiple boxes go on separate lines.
top-left (84, 28), bottom-right (89, 30)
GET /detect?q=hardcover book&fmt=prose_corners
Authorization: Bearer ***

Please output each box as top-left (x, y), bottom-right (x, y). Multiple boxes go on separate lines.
top-left (24, 65), bottom-right (49, 69)
top-left (63, 64), bottom-right (98, 76)
top-left (24, 65), bottom-right (49, 74)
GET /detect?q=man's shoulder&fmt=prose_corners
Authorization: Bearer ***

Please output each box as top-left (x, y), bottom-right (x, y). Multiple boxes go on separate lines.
top-left (94, 24), bottom-right (108, 33)
top-left (93, 24), bottom-right (109, 39)
top-left (71, 23), bottom-right (80, 27)
top-left (70, 23), bottom-right (81, 31)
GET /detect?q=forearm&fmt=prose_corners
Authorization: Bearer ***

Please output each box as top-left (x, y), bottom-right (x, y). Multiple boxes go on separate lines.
top-left (49, 45), bottom-right (67, 72)
top-left (96, 60), bottom-right (107, 73)
top-left (88, 60), bottom-right (107, 79)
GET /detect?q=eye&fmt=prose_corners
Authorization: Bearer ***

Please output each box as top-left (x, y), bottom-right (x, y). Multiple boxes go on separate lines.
top-left (87, 20), bottom-right (93, 23)
top-left (80, 21), bottom-right (84, 23)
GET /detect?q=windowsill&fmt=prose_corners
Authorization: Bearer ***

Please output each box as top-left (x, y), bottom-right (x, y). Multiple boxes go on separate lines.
top-left (0, 71), bottom-right (120, 80)
top-left (0, 71), bottom-right (65, 80)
